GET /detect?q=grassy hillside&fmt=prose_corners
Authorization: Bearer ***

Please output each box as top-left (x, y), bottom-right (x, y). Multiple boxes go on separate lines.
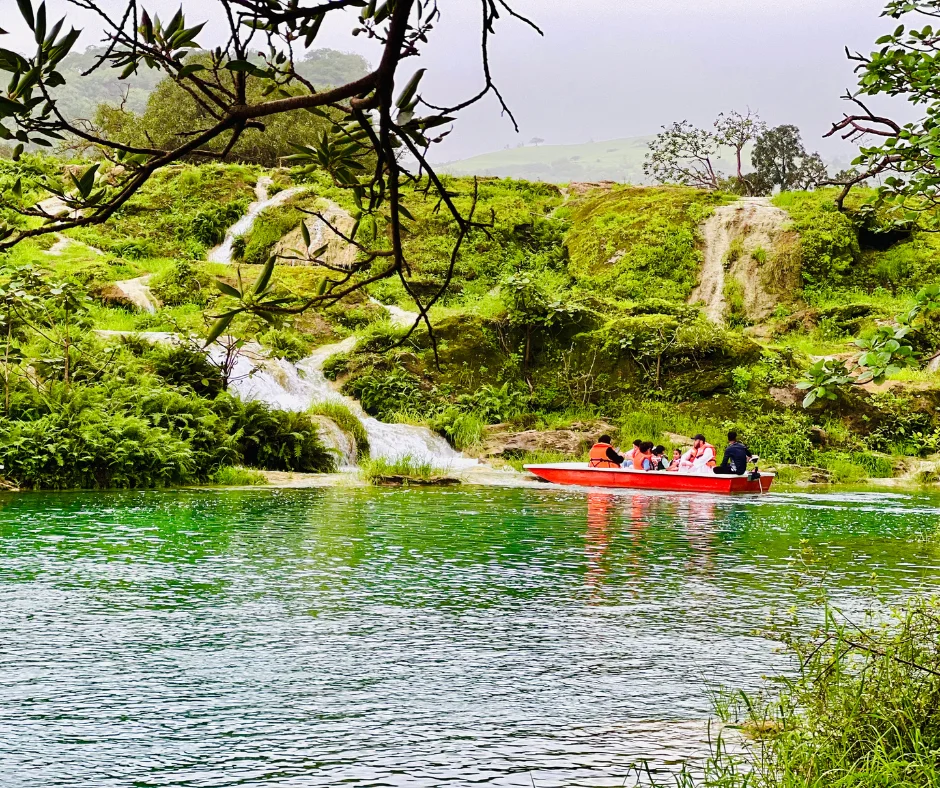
top-left (3, 154), bottom-right (940, 488)
top-left (438, 135), bottom-right (749, 184)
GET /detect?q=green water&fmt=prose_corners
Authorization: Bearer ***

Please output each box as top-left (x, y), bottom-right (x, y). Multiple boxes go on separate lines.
top-left (1, 486), bottom-right (939, 787)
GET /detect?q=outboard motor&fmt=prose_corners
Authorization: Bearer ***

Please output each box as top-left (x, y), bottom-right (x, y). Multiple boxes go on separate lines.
top-left (747, 455), bottom-right (761, 482)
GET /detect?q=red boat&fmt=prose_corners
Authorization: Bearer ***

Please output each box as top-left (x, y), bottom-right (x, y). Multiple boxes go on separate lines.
top-left (523, 462), bottom-right (774, 494)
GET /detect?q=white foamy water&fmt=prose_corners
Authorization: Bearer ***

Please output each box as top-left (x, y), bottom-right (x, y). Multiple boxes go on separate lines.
top-left (208, 177), bottom-right (308, 264)
top-left (225, 338), bottom-right (476, 470)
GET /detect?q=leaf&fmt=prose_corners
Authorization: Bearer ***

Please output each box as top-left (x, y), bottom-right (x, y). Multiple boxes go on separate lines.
top-left (300, 220), bottom-right (311, 248)
top-left (225, 60), bottom-right (255, 72)
top-left (214, 280), bottom-right (243, 299)
top-left (803, 391), bottom-right (817, 408)
top-left (177, 63), bottom-right (206, 78)
top-left (16, 0), bottom-right (34, 32)
top-left (252, 256), bottom-right (276, 295)
top-left (395, 68), bottom-right (426, 109)
top-left (204, 312), bottom-right (235, 346)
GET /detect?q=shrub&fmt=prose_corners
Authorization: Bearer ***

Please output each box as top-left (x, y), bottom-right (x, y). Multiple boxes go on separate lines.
top-left (307, 401), bottom-right (370, 456)
top-left (221, 396), bottom-right (336, 472)
top-left (433, 407), bottom-right (486, 450)
top-left (148, 344), bottom-right (224, 398)
top-left (345, 369), bottom-right (426, 420)
top-left (0, 411), bottom-right (195, 489)
top-left (322, 351), bottom-right (351, 381)
top-left (187, 199), bottom-right (249, 247)
top-left (150, 259), bottom-right (211, 306)
top-left (259, 327), bottom-right (313, 363)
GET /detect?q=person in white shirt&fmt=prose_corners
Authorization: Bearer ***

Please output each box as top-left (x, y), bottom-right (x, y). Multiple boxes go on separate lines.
top-left (678, 434), bottom-right (717, 473)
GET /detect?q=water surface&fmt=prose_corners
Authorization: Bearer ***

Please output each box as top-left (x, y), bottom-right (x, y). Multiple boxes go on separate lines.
top-left (1, 487), bottom-right (939, 786)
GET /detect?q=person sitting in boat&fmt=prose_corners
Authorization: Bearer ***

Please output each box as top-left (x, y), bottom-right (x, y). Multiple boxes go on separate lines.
top-left (647, 445), bottom-right (668, 471)
top-left (713, 430), bottom-right (752, 476)
top-left (588, 435), bottom-right (625, 468)
top-left (680, 434), bottom-right (717, 472)
top-left (666, 448), bottom-right (682, 471)
top-left (621, 439), bottom-right (644, 467)
top-left (632, 441), bottom-right (654, 470)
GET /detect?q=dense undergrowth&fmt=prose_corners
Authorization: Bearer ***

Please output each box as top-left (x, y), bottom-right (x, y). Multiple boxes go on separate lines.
top-left (4, 154), bottom-right (940, 487)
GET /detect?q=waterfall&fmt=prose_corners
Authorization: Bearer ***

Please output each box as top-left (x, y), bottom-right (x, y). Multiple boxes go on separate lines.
top-left (226, 338), bottom-right (476, 470)
top-left (207, 177), bottom-right (309, 264)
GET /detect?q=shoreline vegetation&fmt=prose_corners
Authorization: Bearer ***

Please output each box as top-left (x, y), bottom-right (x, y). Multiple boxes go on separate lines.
top-left (4, 160), bottom-right (940, 490)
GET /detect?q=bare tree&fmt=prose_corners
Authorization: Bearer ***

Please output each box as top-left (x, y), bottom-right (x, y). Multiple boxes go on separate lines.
top-left (713, 109), bottom-right (766, 187)
top-left (643, 120), bottom-right (722, 190)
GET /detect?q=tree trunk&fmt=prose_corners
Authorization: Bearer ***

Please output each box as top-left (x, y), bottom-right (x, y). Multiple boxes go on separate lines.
top-left (4, 318), bottom-right (11, 415)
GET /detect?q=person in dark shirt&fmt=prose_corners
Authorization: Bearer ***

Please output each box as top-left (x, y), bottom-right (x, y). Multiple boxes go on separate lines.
top-left (714, 430), bottom-right (751, 475)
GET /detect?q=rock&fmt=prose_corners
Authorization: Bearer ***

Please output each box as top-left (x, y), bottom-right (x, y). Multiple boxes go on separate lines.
top-left (94, 284), bottom-right (137, 311)
top-left (480, 427), bottom-right (597, 458)
top-left (769, 385), bottom-right (801, 407)
top-left (663, 431), bottom-right (693, 446)
top-left (808, 426), bottom-right (828, 446)
top-left (310, 415), bottom-right (357, 467)
top-left (370, 475), bottom-right (461, 486)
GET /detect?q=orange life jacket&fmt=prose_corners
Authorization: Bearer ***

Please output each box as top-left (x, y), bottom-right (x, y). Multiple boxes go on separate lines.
top-left (589, 443), bottom-right (620, 468)
top-left (690, 443), bottom-right (717, 468)
top-left (632, 451), bottom-right (651, 470)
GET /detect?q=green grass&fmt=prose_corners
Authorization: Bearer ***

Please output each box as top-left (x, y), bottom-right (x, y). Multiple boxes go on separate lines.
top-left (212, 465), bottom-right (267, 486)
top-left (307, 401), bottom-right (370, 456)
top-left (359, 455), bottom-right (441, 484)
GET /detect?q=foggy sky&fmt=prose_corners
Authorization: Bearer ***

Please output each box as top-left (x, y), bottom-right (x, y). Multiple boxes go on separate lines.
top-left (2, 0), bottom-right (904, 163)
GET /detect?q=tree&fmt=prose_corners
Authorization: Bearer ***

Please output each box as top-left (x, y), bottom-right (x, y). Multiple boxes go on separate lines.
top-left (529, 136), bottom-right (544, 146)
top-left (826, 0), bottom-right (940, 219)
top-left (751, 125), bottom-right (828, 193)
top-left (644, 120), bottom-right (722, 190)
top-left (0, 0), bottom-right (541, 352)
top-left (714, 109), bottom-right (766, 184)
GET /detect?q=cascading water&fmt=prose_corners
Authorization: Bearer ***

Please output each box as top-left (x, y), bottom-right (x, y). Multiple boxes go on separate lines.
top-left (200, 179), bottom-right (475, 470)
top-left (207, 177), bottom-right (308, 264)
top-left (225, 337), bottom-right (476, 470)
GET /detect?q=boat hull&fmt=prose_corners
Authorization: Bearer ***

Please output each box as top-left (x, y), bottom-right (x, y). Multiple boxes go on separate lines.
top-left (523, 463), bottom-right (774, 494)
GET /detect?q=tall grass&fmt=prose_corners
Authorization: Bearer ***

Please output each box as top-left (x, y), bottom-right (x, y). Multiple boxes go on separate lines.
top-left (212, 465), bottom-right (267, 486)
top-left (642, 597), bottom-right (940, 788)
top-left (359, 455), bottom-right (439, 484)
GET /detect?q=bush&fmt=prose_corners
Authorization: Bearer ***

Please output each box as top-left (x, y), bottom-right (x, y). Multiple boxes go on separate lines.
top-left (260, 327), bottom-right (314, 363)
top-left (433, 407), bottom-right (486, 450)
top-left (150, 259), bottom-right (211, 306)
top-left (0, 411), bottom-right (195, 489)
top-left (344, 369), bottom-right (426, 420)
top-left (221, 396), bottom-right (336, 472)
top-left (148, 344), bottom-right (224, 398)
top-left (188, 200), bottom-right (249, 247)
top-left (322, 351), bottom-right (350, 381)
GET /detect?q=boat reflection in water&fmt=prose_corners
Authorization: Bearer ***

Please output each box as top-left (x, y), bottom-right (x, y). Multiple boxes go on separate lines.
top-left (583, 491), bottom-right (722, 594)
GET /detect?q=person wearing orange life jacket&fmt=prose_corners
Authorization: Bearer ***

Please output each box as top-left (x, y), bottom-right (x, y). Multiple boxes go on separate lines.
top-left (588, 435), bottom-right (625, 468)
top-left (682, 433), bottom-right (717, 472)
top-left (632, 441), bottom-right (654, 470)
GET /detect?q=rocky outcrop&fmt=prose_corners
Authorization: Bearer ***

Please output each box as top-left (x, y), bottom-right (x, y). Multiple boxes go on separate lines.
top-left (478, 421), bottom-right (615, 458)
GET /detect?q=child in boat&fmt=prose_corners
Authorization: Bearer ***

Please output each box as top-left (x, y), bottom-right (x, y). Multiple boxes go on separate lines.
top-left (647, 445), bottom-right (668, 471)
top-left (667, 448), bottom-right (682, 471)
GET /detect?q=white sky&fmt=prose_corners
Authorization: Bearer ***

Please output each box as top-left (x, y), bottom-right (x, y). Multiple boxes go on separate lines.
top-left (2, 0), bottom-right (905, 162)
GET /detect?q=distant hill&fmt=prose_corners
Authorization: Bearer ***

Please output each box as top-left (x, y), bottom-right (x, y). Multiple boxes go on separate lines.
top-left (438, 136), bottom-right (749, 184)
top-left (49, 48), bottom-right (370, 123)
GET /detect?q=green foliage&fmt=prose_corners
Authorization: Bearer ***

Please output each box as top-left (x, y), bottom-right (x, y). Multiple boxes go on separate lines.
top-left (68, 165), bottom-right (256, 259)
top-left (149, 259), bottom-right (211, 306)
top-left (259, 327), bottom-right (313, 362)
top-left (148, 344), bottom-right (224, 398)
top-left (345, 368), bottom-right (425, 421)
top-left (241, 204), bottom-right (302, 264)
top-left (751, 124), bottom-right (828, 192)
top-left (220, 396), bottom-right (335, 473)
top-left (566, 186), bottom-right (730, 301)
top-left (322, 351), bottom-right (351, 381)
top-left (734, 410), bottom-right (816, 465)
top-left (359, 455), bottom-right (437, 484)
top-left (432, 408), bottom-right (486, 450)
top-left (307, 401), bottom-right (370, 456)
top-left (212, 465), bottom-right (267, 486)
